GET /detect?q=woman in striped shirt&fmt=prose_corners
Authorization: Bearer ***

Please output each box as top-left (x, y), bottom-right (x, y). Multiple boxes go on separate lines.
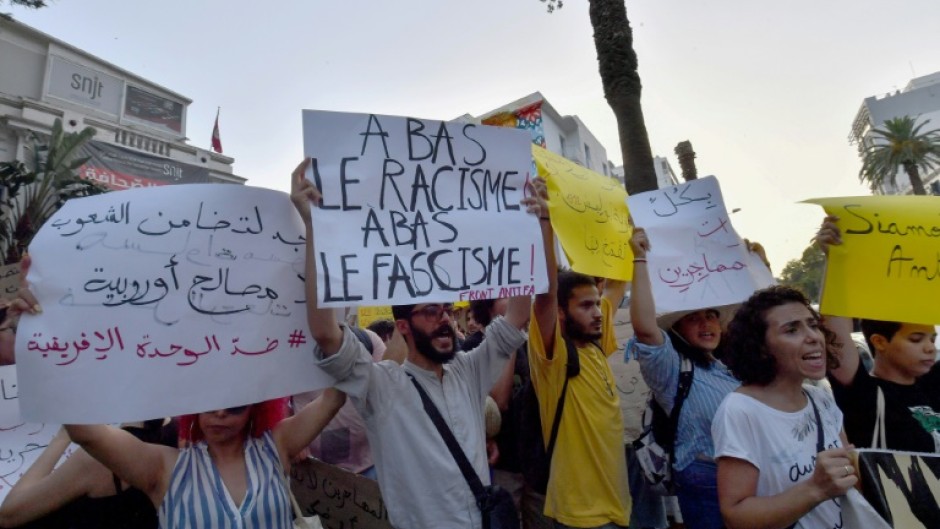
top-left (628, 227), bottom-right (742, 529)
top-left (64, 390), bottom-right (345, 529)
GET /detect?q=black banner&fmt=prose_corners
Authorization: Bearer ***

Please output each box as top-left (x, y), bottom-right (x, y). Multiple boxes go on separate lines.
top-left (77, 140), bottom-right (210, 190)
top-left (858, 449), bottom-right (940, 528)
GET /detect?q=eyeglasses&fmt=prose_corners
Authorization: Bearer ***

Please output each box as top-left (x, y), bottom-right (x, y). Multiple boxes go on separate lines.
top-left (222, 405), bottom-right (249, 415)
top-left (410, 304), bottom-right (455, 321)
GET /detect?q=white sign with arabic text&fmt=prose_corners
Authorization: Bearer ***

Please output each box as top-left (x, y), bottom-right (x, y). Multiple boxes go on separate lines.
top-left (18, 185), bottom-right (333, 423)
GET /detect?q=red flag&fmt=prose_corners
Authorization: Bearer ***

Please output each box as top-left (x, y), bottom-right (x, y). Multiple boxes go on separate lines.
top-left (211, 108), bottom-right (223, 153)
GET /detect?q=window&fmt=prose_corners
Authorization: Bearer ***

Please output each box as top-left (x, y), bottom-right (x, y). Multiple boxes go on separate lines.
top-left (584, 144), bottom-right (592, 169)
top-left (559, 135), bottom-right (566, 156)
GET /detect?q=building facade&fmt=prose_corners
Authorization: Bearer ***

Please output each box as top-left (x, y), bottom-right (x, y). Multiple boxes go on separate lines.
top-left (0, 19), bottom-right (244, 187)
top-left (849, 71), bottom-right (940, 195)
top-left (472, 92), bottom-right (617, 177)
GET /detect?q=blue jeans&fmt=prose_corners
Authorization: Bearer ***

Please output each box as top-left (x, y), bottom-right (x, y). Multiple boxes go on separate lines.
top-left (674, 460), bottom-right (724, 529)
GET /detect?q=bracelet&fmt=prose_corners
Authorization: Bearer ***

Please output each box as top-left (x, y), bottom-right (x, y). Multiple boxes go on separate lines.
top-left (633, 258), bottom-right (647, 263)
top-left (539, 217), bottom-right (550, 222)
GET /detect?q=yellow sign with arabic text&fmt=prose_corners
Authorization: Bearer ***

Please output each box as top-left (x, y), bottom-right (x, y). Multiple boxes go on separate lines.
top-left (357, 306), bottom-right (393, 328)
top-left (533, 145), bottom-right (632, 280)
top-left (806, 196), bottom-right (940, 324)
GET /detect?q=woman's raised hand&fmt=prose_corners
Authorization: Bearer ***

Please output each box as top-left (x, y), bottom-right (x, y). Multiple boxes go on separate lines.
top-left (629, 227), bottom-right (650, 259)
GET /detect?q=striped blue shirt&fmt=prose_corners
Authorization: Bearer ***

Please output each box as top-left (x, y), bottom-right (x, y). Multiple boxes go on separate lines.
top-left (626, 331), bottom-right (740, 471)
top-left (158, 431), bottom-right (292, 529)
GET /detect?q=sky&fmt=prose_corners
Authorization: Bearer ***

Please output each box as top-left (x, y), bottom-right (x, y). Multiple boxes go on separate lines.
top-left (10, 0), bottom-right (940, 272)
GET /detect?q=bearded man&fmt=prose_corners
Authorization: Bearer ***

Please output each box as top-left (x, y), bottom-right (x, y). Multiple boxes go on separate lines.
top-left (292, 159), bottom-right (548, 529)
top-left (528, 264), bottom-right (632, 526)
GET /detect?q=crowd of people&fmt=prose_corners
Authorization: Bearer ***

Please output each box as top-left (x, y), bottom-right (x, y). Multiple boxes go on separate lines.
top-left (0, 163), bottom-right (936, 529)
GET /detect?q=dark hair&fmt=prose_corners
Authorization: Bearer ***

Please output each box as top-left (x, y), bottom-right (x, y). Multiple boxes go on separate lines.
top-left (367, 319), bottom-right (396, 342)
top-left (469, 299), bottom-right (497, 328)
top-left (725, 285), bottom-right (839, 385)
top-left (860, 319), bottom-right (902, 357)
top-left (391, 304), bottom-right (416, 321)
top-left (557, 270), bottom-right (597, 309)
top-left (668, 326), bottom-right (718, 370)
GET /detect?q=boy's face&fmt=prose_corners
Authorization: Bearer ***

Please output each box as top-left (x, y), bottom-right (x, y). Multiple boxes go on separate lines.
top-left (873, 323), bottom-right (938, 380)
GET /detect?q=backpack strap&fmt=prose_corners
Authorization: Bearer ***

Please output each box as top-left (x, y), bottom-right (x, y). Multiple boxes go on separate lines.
top-left (666, 357), bottom-right (694, 453)
top-left (546, 338), bottom-right (581, 459)
top-left (349, 326), bottom-right (374, 354)
top-left (406, 374), bottom-right (488, 505)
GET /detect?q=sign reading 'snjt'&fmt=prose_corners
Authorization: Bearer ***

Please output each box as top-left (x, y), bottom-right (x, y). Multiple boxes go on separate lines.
top-left (303, 110), bottom-right (548, 307)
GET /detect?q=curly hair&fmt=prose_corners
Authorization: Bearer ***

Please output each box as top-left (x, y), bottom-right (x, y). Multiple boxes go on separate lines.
top-left (724, 286), bottom-right (839, 386)
top-left (178, 397), bottom-right (289, 443)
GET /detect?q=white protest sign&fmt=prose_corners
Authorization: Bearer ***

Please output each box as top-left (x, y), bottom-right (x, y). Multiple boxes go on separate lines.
top-left (627, 176), bottom-right (772, 313)
top-left (0, 365), bottom-right (74, 502)
top-left (18, 185), bottom-right (334, 423)
top-left (302, 110), bottom-right (547, 307)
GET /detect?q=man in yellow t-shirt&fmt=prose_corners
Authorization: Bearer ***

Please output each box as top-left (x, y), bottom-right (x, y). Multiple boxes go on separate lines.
top-left (530, 243), bottom-right (631, 527)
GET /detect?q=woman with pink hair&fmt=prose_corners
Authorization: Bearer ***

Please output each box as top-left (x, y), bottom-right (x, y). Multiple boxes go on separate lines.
top-left (63, 392), bottom-right (344, 529)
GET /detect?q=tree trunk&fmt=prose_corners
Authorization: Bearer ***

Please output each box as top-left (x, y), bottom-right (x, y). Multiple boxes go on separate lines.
top-left (905, 163), bottom-right (927, 195)
top-left (674, 140), bottom-right (698, 181)
top-left (588, 0), bottom-right (658, 194)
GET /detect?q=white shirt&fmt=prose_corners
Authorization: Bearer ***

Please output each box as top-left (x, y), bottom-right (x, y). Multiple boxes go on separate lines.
top-left (314, 317), bottom-right (525, 529)
top-left (712, 385), bottom-right (845, 529)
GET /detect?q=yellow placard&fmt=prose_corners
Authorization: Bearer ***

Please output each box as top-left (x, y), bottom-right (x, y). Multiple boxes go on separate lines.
top-left (533, 145), bottom-right (633, 280)
top-left (806, 195), bottom-right (940, 324)
top-left (357, 305), bottom-right (393, 328)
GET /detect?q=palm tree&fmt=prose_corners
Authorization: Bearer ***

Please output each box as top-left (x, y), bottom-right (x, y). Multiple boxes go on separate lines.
top-left (859, 116), bottom-right (940, 196)
top-left (542, 0), bottom-right (659, 194)
top-left (0, 118), bottom-right (107, 263)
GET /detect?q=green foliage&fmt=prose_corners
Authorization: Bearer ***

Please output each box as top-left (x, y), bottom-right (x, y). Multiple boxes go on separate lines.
top-left (1, 0), bottom-right (46, 20)
top-left (0, 119), bottom-right (108, 264)
top-left (860, 116), bottom-right (940, 195)
top-left (541, 0), bottom-right (563, 13)
top-left (778, 244), bottom-right (826, 304)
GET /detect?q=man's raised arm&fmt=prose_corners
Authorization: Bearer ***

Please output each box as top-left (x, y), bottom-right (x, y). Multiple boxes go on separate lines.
top-left (291, 158), bottom-right (343, 355)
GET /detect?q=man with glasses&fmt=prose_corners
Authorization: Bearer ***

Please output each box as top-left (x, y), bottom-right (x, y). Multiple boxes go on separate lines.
top-left (291, 160), bottom-right (551, 529)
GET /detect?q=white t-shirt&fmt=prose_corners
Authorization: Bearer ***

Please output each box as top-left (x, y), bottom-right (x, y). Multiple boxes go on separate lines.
top-left (712, 385), bottom-right (845, 529)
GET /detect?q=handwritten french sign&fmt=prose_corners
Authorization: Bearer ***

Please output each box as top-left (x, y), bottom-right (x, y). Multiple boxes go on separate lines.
top-left (806, 196), bottom-right (940, 324)
top-left (291, 457), bottom-right (393, 529)
top-left (0, 366), bottom-right (74, 503)
top-left (0, 263), bottom-right (21, 300)
top-left (302, 110), bottom-right (548, 307)
top-left (628, 176), bottom-right (770, 314)
top-left (18, 185), bottom-right (334, 423)
top-left (533, 145), bottom-right (632, 280)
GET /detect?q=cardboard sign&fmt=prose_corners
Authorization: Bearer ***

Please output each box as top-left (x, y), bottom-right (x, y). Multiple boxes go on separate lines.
top-left (806, 196), bottom-right (940, 324)
top-left (302, 110), bottom-right (547, 307)
top-left (857, 449), bottom-right (940, 528)
top-left (291, 457), bottom-right (393, 529)
top-left (19, 185), bottom-right (333, 423)
top-left (533, 145), bottom-right (632, 280)
top-left (628, 176), bottom-right (771, 314)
